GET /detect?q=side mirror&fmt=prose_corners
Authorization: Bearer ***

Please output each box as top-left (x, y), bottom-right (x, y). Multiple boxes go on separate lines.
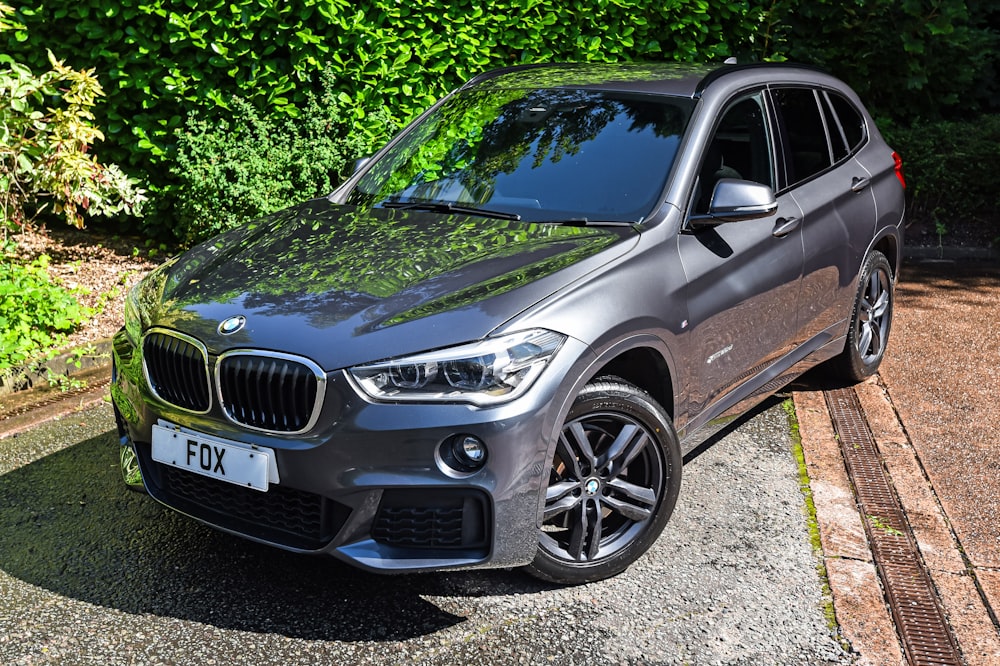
top-left (690, 179), bottom-right (778, 227)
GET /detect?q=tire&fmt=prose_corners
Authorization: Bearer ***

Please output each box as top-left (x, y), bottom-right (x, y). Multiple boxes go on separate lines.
top-left (525, 378), bottom-right (682, 585)
top-left (831, 249), bottom-right (894, 382)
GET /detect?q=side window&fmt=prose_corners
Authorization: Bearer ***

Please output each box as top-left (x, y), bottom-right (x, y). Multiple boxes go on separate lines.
top-left (827, 92), bottom-right (867, 153)
top-left (694, 92), bottom-right (773, 214)
top-left (772, 88), bottom-right (833, 186)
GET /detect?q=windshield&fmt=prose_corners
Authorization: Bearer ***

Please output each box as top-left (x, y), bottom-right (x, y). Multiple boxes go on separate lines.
top-left (345, 88), bottom-right (693, 223)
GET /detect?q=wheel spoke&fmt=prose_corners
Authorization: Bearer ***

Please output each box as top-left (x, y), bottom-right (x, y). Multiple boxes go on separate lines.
top-left (858, 321), bottom-right (874, 356)
top-left (605, 478), bottom-right (656, 521)
top-left (586, 500), bottom-right (603, 560)
top-left (568, 501), bottom-right (590, 560)
top-left (555, 431), bottom-right (586, 480)
top-left (870, 285), bottom-right (889, 320)
top-left (601, 423), bottom-right (650, 475)
top-left (543, 481), bottom-right (581, 521)
top-left (564, 422), bottom-right (597, 472)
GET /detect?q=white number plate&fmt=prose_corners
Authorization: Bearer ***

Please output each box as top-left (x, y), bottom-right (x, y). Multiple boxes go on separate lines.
top-left (151, 423), bottom-right (277, 492)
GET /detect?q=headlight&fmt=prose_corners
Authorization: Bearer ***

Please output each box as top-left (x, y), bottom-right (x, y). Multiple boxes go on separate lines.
top-left (123, 256), bottom-right (176, 345)
top-left (348, 329), bottom-right (566, 405)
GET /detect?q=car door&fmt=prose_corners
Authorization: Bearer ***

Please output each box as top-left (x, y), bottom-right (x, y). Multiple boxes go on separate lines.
top-left (769, 86), bottom-right (879, 344)
top-left (676, 91), bottom-right (805, 430)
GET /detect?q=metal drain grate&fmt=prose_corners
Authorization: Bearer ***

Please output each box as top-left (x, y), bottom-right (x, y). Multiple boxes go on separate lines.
top-left (825, 387), bottom-right (962, 666)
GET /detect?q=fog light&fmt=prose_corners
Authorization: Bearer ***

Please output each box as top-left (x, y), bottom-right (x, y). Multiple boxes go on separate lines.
top-left (455, 436), bottom-right (486, 466)
top-left (438, 434), bottom-right (488, 475)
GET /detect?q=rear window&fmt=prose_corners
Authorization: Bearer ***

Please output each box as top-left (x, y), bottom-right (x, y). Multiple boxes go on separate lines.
top-left (826, 92), bottom-right (867, 154)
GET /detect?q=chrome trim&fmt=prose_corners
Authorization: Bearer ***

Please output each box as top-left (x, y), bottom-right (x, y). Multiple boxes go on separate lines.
top-left (141, 327), bottom-right (212, 415)
top-left (214, 349), bottom-right (328, 435)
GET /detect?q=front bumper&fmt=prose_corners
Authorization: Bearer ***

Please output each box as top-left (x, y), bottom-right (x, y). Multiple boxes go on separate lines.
top-left (110, 328), bottom-right (586, 573)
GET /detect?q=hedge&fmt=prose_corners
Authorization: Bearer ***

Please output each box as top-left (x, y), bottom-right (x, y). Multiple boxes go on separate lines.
top-left (4, 0), bottom-right (764, 174)
top-left (884, 114), bottom-right (1000, 239)
top-left (4, 0), bottom-right (997, 243)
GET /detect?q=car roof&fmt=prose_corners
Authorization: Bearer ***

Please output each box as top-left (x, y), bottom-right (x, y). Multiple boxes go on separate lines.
top-left (460, 62), bottom-right (831, 98)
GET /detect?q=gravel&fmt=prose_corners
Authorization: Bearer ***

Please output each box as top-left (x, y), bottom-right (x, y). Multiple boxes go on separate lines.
top-left (0, 401), bottom-right (850, 665)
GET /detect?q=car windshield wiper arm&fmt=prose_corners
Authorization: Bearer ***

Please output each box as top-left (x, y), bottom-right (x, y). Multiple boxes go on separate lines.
top-left (541, 218), bottom-right (638, 227)
top-left (379, 200), bottom-right (521, 221)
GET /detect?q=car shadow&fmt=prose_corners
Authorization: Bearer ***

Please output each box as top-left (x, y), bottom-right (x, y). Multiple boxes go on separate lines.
top-left (0, 429), bottom-right (554, 642)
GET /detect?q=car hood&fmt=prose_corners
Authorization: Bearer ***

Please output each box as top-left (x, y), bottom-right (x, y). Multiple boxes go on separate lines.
top-left (138, 199), bottom-right (637, 370)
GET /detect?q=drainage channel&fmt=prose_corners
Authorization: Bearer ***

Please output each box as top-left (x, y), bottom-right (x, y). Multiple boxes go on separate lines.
top-left (0, 374), bottom-right (111, 440)
top-left (824, 386), bottom-right (962, 666)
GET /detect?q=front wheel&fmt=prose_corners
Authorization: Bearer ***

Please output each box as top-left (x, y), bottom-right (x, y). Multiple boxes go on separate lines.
top-left (525, 378), bottom-right (682, 584)
top-left (830, 249), bottom-right (894, 382)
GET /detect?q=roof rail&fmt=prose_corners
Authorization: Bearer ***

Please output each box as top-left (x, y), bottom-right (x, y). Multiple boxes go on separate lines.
top-left (694, 61), bottom-right (832, 96)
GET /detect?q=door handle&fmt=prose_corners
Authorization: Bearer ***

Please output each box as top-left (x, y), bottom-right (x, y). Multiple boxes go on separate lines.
top-left (851, 176), bottom-right (871, 192)
top-left (772, 216), bottom-right (800, 238)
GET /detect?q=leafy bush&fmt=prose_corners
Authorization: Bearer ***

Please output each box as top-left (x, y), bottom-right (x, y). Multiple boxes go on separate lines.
top-left (772, 0), bottom-right (999, 122)
top-left (169, 69), bottom-right (383, 245)
top-left (0, 3), bottom-right (145, 234)
top-left (0, 245), bottom-right (92, 371)
top-left (884, 114), bottom-right (1000, 240)
top-left (2, 0), bottom-right (765, 229)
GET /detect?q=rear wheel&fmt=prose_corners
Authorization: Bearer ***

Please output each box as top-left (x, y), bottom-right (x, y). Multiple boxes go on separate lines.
top-left (831, 250), bottom-right (894, 382)
top-left (526, 378), bottom-right (681, 584)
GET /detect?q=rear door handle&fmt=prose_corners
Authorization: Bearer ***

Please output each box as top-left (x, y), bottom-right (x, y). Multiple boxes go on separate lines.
top-left (851, 176), bottom-right (871, 192)
top-left (772, 216), bottom-right (800, 238)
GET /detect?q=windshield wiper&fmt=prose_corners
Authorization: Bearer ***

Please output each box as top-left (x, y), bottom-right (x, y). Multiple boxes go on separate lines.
top-left (379, 200), bottom-right (521, 221)
top-left (542, 218), bottom-right (638, 227)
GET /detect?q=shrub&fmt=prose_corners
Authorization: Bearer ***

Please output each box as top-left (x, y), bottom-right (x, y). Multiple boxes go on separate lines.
top-left (0, 244), bottom-right (92, 371)
top-left (169, 69), bottom-right (385, 245)
top-left (884, 114), bottom-right (1000, 241)
top-left (0, 4), bottom-right (145, 234)
top-left (769, 0), bottom-right (999, 122)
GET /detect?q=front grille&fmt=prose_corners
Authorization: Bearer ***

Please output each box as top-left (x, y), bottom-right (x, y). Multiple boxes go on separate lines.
top-left (160, 464), bottom-right (348, 550)
top-left (217, 352), bottom-right (324, 433)
top-left (143, 330), bottom-right (211, 412)
top-left (373, 489), bottom-right (489, 550)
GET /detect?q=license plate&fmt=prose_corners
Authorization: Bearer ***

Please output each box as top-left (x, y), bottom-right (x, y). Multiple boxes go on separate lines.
top-left (151, 423), bottom-right (277, 492)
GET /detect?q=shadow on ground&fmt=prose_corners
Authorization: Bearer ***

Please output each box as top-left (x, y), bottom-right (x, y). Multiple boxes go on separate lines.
top-left (0, 429), bottom-right (554, 642)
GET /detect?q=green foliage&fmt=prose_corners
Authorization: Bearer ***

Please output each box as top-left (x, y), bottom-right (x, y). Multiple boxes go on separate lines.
top-left (169, 69), bottom-right (380, 245)
top-left (0, 245), bottom-right (92, 371)
top-left (883, 114), bottom-right (1000, 236)
top-left (771, 0), bottom-right (999, 122)
top-left (0, 4), bottom-right (145, 233)
top-left (2, 0), bottom-right (764, 237)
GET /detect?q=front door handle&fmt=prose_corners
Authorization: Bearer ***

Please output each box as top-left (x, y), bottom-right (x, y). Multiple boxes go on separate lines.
top-left (772, 216), bottom-right (800, 238)
top-left (851, 176), bottom-right (871, 192)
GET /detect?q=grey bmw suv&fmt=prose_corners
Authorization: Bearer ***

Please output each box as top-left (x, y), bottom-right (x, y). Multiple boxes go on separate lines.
top-left (112, 62), bottom-right (905, 584)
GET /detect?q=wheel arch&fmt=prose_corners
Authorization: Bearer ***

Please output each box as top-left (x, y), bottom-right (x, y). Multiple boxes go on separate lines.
top-left (870, 233), bottom-right (900, 281)
top-left (589, 346), bottom-right (675, 419)
top-left (548, 334), bottom-right (678, 441)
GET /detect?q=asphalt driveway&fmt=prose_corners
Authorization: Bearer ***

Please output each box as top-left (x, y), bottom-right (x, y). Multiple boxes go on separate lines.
top-left (0, 400), bottom-right (847, 665)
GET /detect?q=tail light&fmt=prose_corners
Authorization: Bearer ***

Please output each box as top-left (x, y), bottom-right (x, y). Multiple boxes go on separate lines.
top-left (892, 151), bottom-right (906, 189)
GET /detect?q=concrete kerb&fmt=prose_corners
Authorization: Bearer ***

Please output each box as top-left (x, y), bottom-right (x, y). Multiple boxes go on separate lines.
top-left (0, 338), bottom-right (113, 400)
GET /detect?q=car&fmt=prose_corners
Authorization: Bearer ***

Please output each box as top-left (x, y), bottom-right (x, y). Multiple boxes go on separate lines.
top-left (111, 61), bottom-right (905, 585)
